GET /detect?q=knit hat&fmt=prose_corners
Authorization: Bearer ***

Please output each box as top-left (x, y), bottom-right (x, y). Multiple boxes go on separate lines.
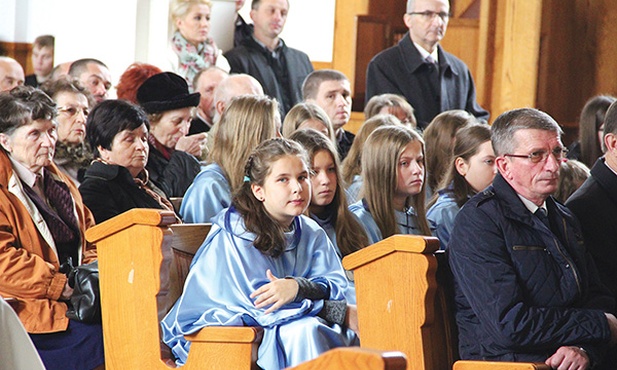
top-left (136, 72), bottom-right (200, 114)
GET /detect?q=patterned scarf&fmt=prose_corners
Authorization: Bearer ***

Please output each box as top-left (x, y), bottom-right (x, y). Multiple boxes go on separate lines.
top-left (54, 141), bottom-right (94, 169)
top-left (171, 31), bottom-right (218, 89)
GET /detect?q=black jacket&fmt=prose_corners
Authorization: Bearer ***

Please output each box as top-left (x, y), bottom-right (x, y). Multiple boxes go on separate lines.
top-left (145, 145), bottom-right (200, 198)
top-left (79, 161), bottom-right (165, 223)
top-left (225, 37), bottom-right (313, 116)
top-left (366, 32), bottom-right (489, 129)
top-left (448, 174), bottom-right (614, 365)
top-left (566, 158), bottom-right (617, 303)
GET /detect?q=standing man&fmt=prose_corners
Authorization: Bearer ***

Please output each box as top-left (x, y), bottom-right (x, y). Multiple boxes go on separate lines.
top-left (448, 108), bottom-right (617, 369)
top-left (190, 66), bottom-right (229, 134)
top-left (567, 100), bottom-right (617, 304)
top-left (225, 0), bottom-right (313, 117)
top-left (68, 58), bottom-right (112, 104)
top-left (0, 56), bottom-right (25, 92)
top-left (303, 70), bottom-right (354, 160)
top-left (366, 0), bottom-right (488, 129)
top-left (25, 35), bottom-right (54, 88)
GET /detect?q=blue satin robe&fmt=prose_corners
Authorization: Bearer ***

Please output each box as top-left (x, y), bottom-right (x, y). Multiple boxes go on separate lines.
top-left (180, 163), bottom-right (231, 223)
top-left (349, 199), bottom-right (425, 244)
top-left (161, 208), bottom-right (358, 369)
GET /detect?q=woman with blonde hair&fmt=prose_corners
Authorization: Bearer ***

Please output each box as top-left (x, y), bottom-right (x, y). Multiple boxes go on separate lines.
top-left (180, 95), bottom-right (280, 222)
top-left (341, 114), bottom-right (401, 203)
top-left (349, 125), bottom-right (432, 244)
top-left (423, 110), bottom-right (477, 195)
top-left (282, 102), bottom-right (336, 144)
top-left (169, 0), bottom-right (230, 88)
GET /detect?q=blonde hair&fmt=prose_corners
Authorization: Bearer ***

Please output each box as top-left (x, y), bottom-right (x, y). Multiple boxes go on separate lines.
top-left (169, 0), bottom-right (212, 30)
top-left (282, 102), bottom-right (336, 144)
top-left (362, 125), bottom-right (431, 238)
top-left (209, 95), bottom-right (280, 191)
top-left (341, 114), bottom-right (401, 186)
top-left (289, 129), bottom-right (369, 256)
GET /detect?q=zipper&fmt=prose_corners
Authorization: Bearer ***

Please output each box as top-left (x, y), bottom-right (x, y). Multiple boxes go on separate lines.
top-left (550, 218), bottom-right (582, 294)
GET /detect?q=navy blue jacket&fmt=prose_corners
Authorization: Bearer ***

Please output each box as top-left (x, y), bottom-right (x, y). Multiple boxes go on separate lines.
top-left (448, 173), bottom-right (613, 365)
top-left (365, 32), bottom-right (488, 129)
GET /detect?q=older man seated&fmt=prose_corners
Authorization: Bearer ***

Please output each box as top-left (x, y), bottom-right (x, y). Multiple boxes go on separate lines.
top-left (0, 86), bottom-right (103, 370)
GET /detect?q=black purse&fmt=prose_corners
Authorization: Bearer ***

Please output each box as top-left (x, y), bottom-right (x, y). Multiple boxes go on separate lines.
top-left (65, 261), bottom-right (101, 324)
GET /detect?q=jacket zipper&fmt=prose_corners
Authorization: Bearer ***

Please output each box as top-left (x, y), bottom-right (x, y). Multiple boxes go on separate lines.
top-left (550, 218), bottom-right (582, 294)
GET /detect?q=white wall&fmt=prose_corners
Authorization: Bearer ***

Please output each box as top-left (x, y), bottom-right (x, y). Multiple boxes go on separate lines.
top-left (0, 0), bottom-right (336, 89)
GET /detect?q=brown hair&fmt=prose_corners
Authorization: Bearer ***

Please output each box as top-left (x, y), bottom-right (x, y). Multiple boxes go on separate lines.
top-left (289, 129), bottom-right (369, 256)
top-left (578, 95), bottom-right (616, 167)
top-left (423, 110), bottom-right (476, 192)
top-left (282, 102), bottom-right (336, 144)
top-left (364, 93), bottom-right (416, 129)
top-left (233, 138), bottom-right (309, 257)
top-left (554, 159), bottom-right (590, 203)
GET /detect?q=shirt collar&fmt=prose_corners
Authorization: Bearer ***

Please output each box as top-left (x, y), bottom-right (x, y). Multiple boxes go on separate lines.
top-left (252, 36), bottom-right (283, 57)
top-left (8, 155), bottom-right (43, 188)
top-left (413, 41), bottom-right (439, 64)
top-left (517, 193), bottom-right (547, 215)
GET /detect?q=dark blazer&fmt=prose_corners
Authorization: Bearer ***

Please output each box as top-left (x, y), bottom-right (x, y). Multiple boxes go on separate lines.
top-left (225, 37), bottom-right (314, 116)
top-left (365, 32), bottom-right (489, 129)
top-left (449, 174), bottom-right (614, 365)
top-left (79, 161), bottom-right (165, 223)
top-left (145, 145), bottom-right (200, 198)
top-left (566, 158), bottom-right (617, 302)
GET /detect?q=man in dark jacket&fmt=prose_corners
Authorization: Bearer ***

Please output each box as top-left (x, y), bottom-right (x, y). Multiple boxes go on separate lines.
top-left (365, 0), bottom-right (488, 129)
top-left (225, 0), bottom-right (313, 117)
top-left (567, 101), bottom-right (617, 305)
top-left (448, 108), bottom-right (617, 369)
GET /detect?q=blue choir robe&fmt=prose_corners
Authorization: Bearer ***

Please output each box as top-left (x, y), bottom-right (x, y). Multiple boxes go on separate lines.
top-left (180, 163), bottom-right (231, 223)
top-left (349, 199), bottom-right (426, 244)
top-left (345, 174), bottom-right (363, 205)
top-left (426, 189), bottom-right (460, 250)
top-left (161, 207), bottom-right (358, 369)
top-left (309, 212), bottom-right (358, 305)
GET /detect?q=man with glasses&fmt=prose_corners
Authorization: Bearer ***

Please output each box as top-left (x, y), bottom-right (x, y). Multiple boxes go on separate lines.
top-left (448, 108), bottom-right (617, 369)
top-left (365, 0), bottom-right (488, 129)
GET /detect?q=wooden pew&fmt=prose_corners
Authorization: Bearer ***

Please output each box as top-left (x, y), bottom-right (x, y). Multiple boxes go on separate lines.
top-left (86, 209), bottom-right (407, 370)
top-left (343, 235), bottom-right (550, 370)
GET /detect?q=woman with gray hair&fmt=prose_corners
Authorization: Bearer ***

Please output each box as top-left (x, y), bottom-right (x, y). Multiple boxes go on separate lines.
top-left (0, 86), bottom-right (103, 370)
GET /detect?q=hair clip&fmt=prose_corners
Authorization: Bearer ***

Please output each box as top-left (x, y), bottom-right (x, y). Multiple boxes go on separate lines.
top-left (243, 176), bottom-right (251, 183)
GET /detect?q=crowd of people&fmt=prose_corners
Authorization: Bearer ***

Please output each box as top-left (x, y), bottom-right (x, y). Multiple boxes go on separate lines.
top-left (1, 0), bottom-right (616, 369)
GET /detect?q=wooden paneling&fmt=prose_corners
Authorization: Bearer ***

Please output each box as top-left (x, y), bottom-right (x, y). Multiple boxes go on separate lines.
top-left (0, 42), bottom-right (32, 74)
top-left (440, 18), bottom-right (480, 93)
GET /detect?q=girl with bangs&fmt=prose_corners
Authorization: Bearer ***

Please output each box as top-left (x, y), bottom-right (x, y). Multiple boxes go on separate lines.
top-left (290, 129), bottom-right (369, 303)
top-left (349, 125), bottom-right (432, 244)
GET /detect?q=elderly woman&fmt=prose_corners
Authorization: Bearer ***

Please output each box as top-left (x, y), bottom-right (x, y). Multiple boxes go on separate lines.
top-left (137, 72), bottom-right (206, 197)
top-left (79, 99), bottom-right (177, 223)
top-left (0, 86), bottom-right (103, 370)
top-left (169, 0), bottom-right (230, 88)
top-left (40, 77), bottom-right (94, 185)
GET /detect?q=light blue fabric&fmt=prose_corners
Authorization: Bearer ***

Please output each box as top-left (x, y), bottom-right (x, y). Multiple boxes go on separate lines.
top-left (161, 208), bottom-right (358, 369)
top-left (345, 175), bottom-right (363, 205)
top-left (180, 163), bottom-right (231, 223)
top-left (309, 212), bottom-right (357, 304)
top-left (427, 191), bottom-right (460, 250)
top-left (349, 199), bottom-right (424, 245)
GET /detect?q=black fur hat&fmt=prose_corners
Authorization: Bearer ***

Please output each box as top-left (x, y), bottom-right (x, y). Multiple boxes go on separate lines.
top-left (136, 72), bottom-right (200, 114)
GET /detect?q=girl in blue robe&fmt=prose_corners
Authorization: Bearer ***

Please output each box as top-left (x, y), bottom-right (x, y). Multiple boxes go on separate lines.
top-left (289, 129), bottom-right (369, 304)
top-left (427, 124), bottom-right (496, 249)
top-left (180, 95), bottom-right (280, 223)
top-left (162, 138), bottom-right (358, 369)
top-left (349, 126), bottom-right (433, 244)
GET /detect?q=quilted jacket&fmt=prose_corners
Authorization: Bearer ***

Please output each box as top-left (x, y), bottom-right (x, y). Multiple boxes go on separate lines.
top-left (448, 173), bottom-right (614, 365)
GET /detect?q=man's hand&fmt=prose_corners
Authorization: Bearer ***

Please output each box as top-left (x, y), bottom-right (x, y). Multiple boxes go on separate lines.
top-left (545, 346), bottom-right (589, 370)
top-left (175, 133), bottom-right (207, 157)
top-left (250, 269), bottom-right (298, 314)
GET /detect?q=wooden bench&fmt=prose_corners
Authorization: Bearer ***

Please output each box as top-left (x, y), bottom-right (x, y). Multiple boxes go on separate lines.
top-left (343, 235), bottom-right (551, 370)
top-left (86, 209), bottom-right (406, 370)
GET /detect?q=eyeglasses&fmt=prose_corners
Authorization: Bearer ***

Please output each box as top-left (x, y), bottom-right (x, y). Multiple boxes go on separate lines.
top-left (408, 11), bottom-right (451, 21)
top-left (58, 106), bottom-right (89, 118)
top-left (503, 147), bottom-right (568, 164)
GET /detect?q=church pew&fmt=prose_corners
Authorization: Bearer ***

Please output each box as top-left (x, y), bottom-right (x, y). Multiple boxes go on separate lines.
top-left (85, 209), bottom-right (406, 370)
top-left (343, 235), bottom-right (550, 370)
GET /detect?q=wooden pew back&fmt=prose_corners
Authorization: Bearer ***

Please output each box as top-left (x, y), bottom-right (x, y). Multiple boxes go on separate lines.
top-left (343, 235), bottom-right (550, 370)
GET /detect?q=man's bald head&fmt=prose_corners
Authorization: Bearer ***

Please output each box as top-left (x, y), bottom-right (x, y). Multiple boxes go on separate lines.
top-left (0, 57), bottom-right (25, 92)
top-left (213, 74), bottom-right (264, 120)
